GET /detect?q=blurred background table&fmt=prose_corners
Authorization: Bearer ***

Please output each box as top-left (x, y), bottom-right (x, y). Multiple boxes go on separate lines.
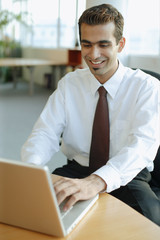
top-left (0, 58), bottom-right (67, 95)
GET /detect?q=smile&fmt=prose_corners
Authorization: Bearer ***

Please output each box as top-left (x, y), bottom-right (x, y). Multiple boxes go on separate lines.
top-left (90, 60), bottom-right (105, 65)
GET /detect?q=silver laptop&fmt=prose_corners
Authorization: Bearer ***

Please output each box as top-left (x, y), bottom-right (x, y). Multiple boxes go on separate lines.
top-left (0, 158), bottom-right (98, 237)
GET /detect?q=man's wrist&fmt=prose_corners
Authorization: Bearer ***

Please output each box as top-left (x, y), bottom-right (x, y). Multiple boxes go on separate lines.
top-left (89, 174), bottom-right (107, 192)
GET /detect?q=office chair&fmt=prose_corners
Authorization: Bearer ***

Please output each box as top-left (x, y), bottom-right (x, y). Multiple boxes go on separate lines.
top-left (150, 147), bottom-right (160, 198)
top-left (132, 68), bottom-right (160, 81)
top-left (135, 68), bottom-right (160, 197)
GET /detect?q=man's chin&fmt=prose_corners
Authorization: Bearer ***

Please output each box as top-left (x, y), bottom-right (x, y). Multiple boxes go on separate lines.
top-left (90, 67), bottom-right (104, 75)
top-left (93, 67), bottom-right (100, 71)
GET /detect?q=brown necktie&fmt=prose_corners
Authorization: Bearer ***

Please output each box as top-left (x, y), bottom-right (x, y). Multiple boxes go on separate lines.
top-left (89, 86), bottom-right (110, 173)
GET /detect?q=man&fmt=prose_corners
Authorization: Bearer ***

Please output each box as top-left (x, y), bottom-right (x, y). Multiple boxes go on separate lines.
top-left (21, 4), bottom-right (160, 225)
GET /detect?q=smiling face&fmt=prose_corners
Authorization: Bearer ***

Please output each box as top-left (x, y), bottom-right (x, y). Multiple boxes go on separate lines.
top-left (80, 22), bottom-right (125, 84)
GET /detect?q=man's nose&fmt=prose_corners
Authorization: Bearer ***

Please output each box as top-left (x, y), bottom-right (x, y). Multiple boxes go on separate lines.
top-left (89, 46), bottom-right (101, 59)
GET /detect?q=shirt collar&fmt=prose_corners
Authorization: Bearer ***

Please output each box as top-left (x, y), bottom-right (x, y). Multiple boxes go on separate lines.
top-left (89, 61), bottom-right (126, 99)
top-left (89, 73), bottom-right (101, 95)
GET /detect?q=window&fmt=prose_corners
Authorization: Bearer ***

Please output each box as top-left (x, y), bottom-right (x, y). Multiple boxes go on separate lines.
top-left (2, 0), bottom-right (159, 54)
top-left (0, 0), bottom-right (86, 48)
top-left (126, 0), bottom-right (160, 55)
top-left (26, 0), bottom-right (59, 47)
top-left (24, 0), bottom-right (86, 48)
top-left (0, 0), bottom-right (29, 43)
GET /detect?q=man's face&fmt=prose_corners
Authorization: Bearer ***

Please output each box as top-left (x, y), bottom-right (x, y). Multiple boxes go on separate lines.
top-left (80, 22), bottom-right (125, 83)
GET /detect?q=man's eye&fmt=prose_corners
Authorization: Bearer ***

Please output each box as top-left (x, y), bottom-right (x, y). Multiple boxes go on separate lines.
top-left (100, 44), bottom-right (109, 48)
top-left (82, 44), bottom-right (91, 48)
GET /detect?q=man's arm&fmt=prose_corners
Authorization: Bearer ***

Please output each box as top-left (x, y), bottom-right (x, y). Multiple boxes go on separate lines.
top-left (21, 80), bottom-right (66, 165)
top-left (52, 174), bottom-right (107, 211)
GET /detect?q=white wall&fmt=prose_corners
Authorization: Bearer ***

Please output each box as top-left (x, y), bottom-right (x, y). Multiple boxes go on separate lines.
top-left (22, 47), bottom-right (68, 62)
top-left (128, 56), bottom-right (160, 73)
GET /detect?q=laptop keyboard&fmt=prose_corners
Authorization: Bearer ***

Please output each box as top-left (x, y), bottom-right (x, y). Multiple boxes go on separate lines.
top-left (59, 201), bottom-right (73, 219)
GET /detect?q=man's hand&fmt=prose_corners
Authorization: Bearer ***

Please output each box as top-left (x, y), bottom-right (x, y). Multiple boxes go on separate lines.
top-left (53, 174), bottom-right (107, 211)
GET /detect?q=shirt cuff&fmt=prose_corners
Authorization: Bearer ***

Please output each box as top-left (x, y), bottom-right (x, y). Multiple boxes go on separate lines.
top-left (93, 163), bottom-right (121, 193)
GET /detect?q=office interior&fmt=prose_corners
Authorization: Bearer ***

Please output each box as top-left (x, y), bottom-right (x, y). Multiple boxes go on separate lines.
top-left (0, 0), bottom-right (160, 171)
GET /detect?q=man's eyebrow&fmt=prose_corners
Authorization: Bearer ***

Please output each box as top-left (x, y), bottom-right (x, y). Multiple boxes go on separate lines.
top-left (80, 40), bottom-right (92, 44)
top-left (81, 40), bottom-right (112, 44)
top-left (99, 40), bottom-right (112, 44)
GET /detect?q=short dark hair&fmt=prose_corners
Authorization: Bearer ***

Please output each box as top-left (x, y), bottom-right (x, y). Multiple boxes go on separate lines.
top-left (78, 4), bottom-right (124, 44)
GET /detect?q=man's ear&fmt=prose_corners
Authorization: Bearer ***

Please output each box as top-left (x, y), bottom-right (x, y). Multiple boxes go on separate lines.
top-left (118, 37), bottom-right (126, 52)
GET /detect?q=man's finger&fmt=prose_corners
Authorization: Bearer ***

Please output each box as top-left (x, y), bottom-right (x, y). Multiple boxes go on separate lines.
top-left (63, 192), bottom-right (82, 211)
top-left (56, 184), bottom-right (80, 205)
top-left (54, 178), bottom-right (72, 194)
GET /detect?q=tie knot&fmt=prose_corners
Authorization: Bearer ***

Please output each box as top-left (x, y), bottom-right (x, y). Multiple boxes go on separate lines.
top-left (98, 86), bottom-right (107, 97)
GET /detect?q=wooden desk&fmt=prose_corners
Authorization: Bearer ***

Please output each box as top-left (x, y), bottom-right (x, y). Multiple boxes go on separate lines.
top-left (0, 192), bottom-right (160, 240)
top-left (0, 58), bottom-right (67, 95)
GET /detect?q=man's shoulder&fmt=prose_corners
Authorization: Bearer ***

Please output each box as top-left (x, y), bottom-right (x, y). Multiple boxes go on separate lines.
top-left (65, 67), bottom-right (91, 79)
top-left (56, 67), bottom-right (93, 94)
top-left (61, 67), bottom-right (92, 86)
top-left (124, 67), bottom-right (159, 87)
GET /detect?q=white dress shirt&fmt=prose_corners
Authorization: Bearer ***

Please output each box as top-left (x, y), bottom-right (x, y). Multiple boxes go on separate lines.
top-left (21, 61), bottom-right (160, 193)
